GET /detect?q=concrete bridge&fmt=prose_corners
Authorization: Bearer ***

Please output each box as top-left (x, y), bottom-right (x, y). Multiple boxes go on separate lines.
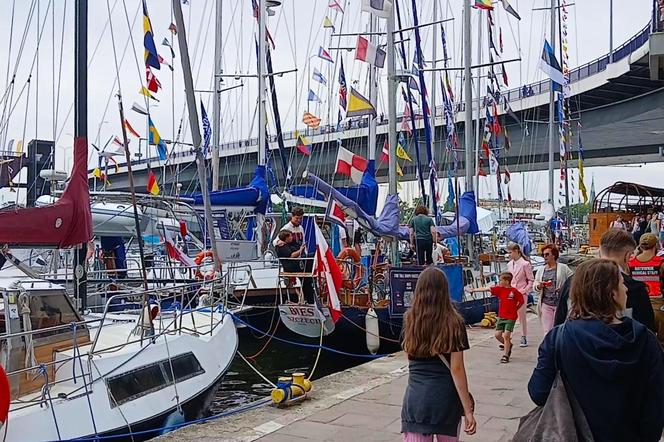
top-left (102, 20), bottom-right (664, 194)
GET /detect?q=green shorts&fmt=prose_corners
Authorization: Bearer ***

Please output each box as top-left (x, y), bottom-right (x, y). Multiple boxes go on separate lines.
top-left (496, 318), bottom-right (516, 332)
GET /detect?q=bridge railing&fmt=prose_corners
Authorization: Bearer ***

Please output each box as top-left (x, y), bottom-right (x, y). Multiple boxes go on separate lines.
top-left (109, 22), bottom-right (653, 171)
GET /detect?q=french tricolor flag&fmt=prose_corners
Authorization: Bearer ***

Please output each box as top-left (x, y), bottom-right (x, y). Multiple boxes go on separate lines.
top-left (313, 223), bottom-right (343, 323)
top-left (335, 145), bottom-right (368, 184)
top-left (354, 36), bottom-right (385, 68)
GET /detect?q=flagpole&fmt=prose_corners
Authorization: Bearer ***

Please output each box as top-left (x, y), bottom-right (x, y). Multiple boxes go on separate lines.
top-left (474, 12), bottom-right (483, 198)
top-left (463, 0), bottom-right (474, 259)
top-left (212, 0), bottom-right (222, 191)
top-left (548, 0), bottom-right (556, 206)
top-left (387, 2), bottom-right (398, 264)
top-left (172, 0), bottom-right (222, 272)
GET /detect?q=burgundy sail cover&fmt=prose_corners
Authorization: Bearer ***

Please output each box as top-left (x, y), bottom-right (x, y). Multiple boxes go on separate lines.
top-left (0, 137), bottom-right (92, 247)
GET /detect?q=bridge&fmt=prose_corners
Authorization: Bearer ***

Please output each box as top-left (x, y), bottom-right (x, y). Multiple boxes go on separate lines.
top-left (101, 18), bottom-right (664, 194)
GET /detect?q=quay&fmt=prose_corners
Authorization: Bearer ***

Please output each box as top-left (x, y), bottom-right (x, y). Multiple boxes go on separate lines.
top-left (157, 316), bottom-right (542, 442)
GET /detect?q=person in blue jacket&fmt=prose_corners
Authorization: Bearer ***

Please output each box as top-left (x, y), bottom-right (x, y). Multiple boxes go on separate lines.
top-left (528, 258), bottom-right (664, 442)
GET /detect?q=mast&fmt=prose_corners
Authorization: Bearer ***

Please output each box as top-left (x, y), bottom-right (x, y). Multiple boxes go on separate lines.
top-left (474, 13), bottom-right (483, 196)
top-left (212, 0), bottom-right (222, 191)
top-left (368, 15), bottom-right (377, 161)
top-left (256, 0), bottom-right (267, 255)
top-left (431, 0), bottom-right (438, 202)
top-left (73, 0), bottom-right (88, 311)
top-left (172, 0), bottom-right (222, 272)
top-left (387, 3), bottom-right (398, 264)
top-left (463, 0), bottom-right (473, 194)
top-left (548, 0), bottom-right (556, 205)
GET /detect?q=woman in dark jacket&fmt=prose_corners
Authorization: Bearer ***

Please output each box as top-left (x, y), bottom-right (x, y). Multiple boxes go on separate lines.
top-left (528, 258), bottom-right (664, 442)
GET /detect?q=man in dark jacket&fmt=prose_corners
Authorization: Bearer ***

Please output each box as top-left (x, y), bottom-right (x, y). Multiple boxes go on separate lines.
top-left (553, 230), bottom-right (656, 332)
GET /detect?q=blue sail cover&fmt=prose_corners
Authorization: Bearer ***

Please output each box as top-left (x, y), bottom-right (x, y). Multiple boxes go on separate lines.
top-left (506, 222), bottom-right (533, 255)
top-left (306, 172), bottom-right (399, 238)
top-left (397, 191), bottom-right (478, 240)
top-left (291, 161), bottom-right (379, 216)
top-left (190, 165), bottom-right (269, 214)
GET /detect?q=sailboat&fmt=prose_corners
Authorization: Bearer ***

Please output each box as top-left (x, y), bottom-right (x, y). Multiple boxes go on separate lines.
top-left (0, 1), bottom-right (239, 440)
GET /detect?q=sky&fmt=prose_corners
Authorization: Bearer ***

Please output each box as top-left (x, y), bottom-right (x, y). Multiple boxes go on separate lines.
top-left (0, 0), bottom-right (659, 208)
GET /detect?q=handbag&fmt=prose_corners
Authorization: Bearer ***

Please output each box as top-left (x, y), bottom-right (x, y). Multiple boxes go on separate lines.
top-left (438, 354), bottom-right (475, 413)
top-left (512, 323), bottom-right (594, 442)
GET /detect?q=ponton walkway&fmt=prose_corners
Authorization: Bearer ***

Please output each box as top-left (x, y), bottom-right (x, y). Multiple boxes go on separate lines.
top-left (157, 315), bottom-right (543, 442)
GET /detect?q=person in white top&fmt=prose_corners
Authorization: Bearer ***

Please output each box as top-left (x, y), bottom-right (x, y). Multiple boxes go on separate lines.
top-left (431, 235), bottom-right (450, 263)
top-left (273, 207), bottom-right (305, 247)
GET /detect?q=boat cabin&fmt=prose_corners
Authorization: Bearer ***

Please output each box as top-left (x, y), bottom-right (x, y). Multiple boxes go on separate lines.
top-left (589, 182), bottom-right (664, 246)
top-left (0, 279), bottom-right (90, 399)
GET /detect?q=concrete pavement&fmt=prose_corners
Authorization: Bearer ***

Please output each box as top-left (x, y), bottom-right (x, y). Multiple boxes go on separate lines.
top-left (157, 315), bottom-right (542, 442)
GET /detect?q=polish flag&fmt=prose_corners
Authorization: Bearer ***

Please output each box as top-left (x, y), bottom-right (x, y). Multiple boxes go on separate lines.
top-left (313, 223), bottom-right (343, 323)
top-left (163, 227), bottom-right (196, 268)
top-left (336, 145), bottom-right (368, 184)
top-left (354, 36), bottom-right (386, 68)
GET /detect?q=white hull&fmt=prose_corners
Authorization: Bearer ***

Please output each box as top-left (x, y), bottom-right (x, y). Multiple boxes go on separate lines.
top-left (6, 310), bottom-right (238, 442)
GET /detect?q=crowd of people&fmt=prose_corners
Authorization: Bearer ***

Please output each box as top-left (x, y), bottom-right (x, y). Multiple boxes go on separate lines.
top-left (400, 228), bottom-right (664, 442)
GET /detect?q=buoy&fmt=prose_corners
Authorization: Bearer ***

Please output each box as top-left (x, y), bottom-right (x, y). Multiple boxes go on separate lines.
top-left (270, 373), bottom-right (312, 406)
top-left (0, 365), bottom-right (9, 427)
top-left (365, 308), bottom-right (380, 355)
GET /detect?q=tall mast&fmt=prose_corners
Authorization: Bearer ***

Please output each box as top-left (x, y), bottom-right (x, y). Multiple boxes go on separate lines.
top-left (431, 0), bottom-right (438, 203)
top-left (474, 13), bottom-right (483, 196)
top-left (172, 0), bottom-right (222, 271)
top-left (547, 0), bottom-right (556, 205)
top-left (256, 0), bottom-right (267, 255)
top-left (387, 3), bottom-right (398, 264)
top-left (368, 15), bottom-right (377, 161)
top-left (463, 0), bottom-right (473, 194)
top-left (73, 0), bottom-right (88, 310)
top-left (212, 0), bottom-right (222, 191)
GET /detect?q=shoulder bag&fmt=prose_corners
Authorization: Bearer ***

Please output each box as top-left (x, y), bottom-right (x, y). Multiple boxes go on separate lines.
top-left (512, 323), bottom-right (594, 442)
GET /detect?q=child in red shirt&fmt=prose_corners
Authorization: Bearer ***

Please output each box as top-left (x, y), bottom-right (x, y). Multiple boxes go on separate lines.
top-left (468, 272), bottom-right (524, 363)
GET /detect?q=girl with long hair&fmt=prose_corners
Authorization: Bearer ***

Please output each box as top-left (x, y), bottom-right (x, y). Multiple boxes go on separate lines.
top-left (401, 267), bottom-right (476, 441)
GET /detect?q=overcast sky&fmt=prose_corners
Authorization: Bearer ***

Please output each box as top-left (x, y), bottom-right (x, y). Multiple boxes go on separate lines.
top-left (0, 0), bottom-right (658, 208)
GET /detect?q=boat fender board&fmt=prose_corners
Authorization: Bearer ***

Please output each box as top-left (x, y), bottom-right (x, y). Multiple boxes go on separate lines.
top-left (365, 308), bottom-right (380, 355)
top-left (278, 304), bottom-right (335, 337)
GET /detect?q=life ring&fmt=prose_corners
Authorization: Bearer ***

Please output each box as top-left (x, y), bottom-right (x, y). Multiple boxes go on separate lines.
top-left (194, 250), bottom-right (218, 280)
top-left (0, 364), bottom-right (9, 425)
top-left (337, 247), bottom-right (363, 289)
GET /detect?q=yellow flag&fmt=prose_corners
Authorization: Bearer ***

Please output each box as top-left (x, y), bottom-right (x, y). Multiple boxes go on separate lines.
top-left (346, 87), bottom-right (376, 118)
top-left (323, 16), bottom-right (334, 29)
top-left (93, 168), bottom-right (102, 179)
top-left (396, 143), bottom-right (411, 161)
top-left (139, 86), bottom-right (159, 102)
top-left (397, 162), bottom-right (403, 177)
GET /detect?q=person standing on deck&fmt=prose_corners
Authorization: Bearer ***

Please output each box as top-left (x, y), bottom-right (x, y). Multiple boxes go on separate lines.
top-left (409, 206), bottom-right (437, 266)
top-left (273, 207), bottom-right (305, 247)
top-left (534, 244), bottom-right (573, 334)
top-left (507, 243), bottom-right (535, 347)
top-left (401, 267), bottom-right (476, 440)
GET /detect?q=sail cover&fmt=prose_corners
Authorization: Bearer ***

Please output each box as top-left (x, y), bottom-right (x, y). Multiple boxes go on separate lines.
top-left (305, 172), bottom-right (399, 238)
top-left (191, 165), bottom-right (270, 214)
top-left (0, 137), bottom-right (92, 247)
top-left (291, 161), bottom-right (379, 215)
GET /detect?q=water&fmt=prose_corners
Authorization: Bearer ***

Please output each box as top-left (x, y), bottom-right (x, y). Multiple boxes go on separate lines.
top-left (210, 331), bottom-right (370, 412)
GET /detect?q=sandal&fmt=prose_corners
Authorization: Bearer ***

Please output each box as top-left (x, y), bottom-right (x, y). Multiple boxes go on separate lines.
top-left (501, 355), bottom-right (510, 363)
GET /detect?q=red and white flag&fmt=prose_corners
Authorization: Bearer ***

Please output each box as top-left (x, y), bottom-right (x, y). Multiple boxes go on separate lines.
top-left (335, 145), bottom-right (368, 184)
top-left (163, 227), bottom-right (196, 268)
top-left (380, 139), bottom-right (389, 163)
top-left (355, 36), bottom-right (385, 68)
top-left (313, 223), bottom-right (343, 322)
top-left (326, 198), bottom-right (346, 227)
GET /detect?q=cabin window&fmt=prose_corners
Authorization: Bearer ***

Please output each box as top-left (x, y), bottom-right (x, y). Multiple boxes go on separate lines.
top-left (26, 293), bottom-right (83, 340)
top-left (106, 352), bottom-right (204, 406)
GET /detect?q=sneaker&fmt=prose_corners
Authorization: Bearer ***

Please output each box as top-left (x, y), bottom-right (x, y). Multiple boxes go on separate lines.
top-left (519, 336), bottom-right (528, 348)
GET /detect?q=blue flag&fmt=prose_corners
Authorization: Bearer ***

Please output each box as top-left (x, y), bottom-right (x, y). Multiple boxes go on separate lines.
top-left (312, 67), bottom-right (327, 85)
top-left (200, 100), bottom-right (211, 154)
top-left (308, 89), bottom-right (322, 103)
